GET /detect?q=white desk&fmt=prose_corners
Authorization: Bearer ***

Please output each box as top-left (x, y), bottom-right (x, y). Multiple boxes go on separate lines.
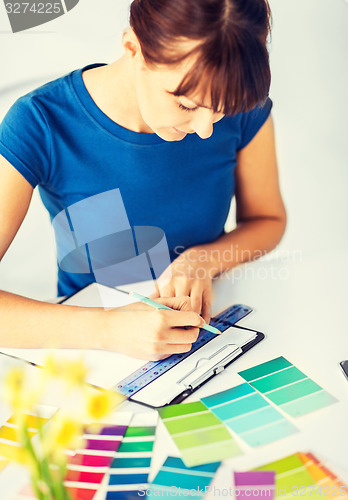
top-left (125, 252), bottom-right (348, 485)
top-left (1, 252), bottom-right (347, 498)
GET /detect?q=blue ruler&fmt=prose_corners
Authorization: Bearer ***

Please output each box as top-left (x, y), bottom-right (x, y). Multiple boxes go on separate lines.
top-left (115, 304), bottom-right (252, 398)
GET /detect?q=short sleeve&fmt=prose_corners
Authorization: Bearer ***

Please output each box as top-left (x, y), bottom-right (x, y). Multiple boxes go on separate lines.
top-left (237, 97), bottom-right (273, 151)
top-left (0, 95), bottom-right (51, 188)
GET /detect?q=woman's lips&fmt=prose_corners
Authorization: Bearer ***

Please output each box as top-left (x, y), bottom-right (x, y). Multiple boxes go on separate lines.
top-left (173, 127), bottom-right (195, 134)
top-left (173, 126), bottom-right (185, 134)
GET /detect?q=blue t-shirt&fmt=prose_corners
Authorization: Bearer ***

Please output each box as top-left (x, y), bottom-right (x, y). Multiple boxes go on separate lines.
top-left (0, 64), bottom-right (272, 296)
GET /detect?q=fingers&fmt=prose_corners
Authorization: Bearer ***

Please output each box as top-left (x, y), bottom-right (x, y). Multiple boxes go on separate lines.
top-left (149, 282), bottom-right (165, 299)
top-left (155, 283), bottom-right (175, 299)
top-left (158, 309), bottom-right (205, 328)
top-left (149, 343), bottom-right (193, 361)
top-left (189, 280), bottom-right (203, 315)
top-left (157, 277), bottom-right (212, 318)
top-left (159, 326), bottom-right (200, 344)
top-left (201, 287), bottom-right (212, 324)
top-left (164, 344), bottom-right (193, 355)
top-left (154, 295), bottom-right (192, 312)
top-left (153, 283), bottom-right (211, 327)
top-left (155, 275), bottom-right (190, 300)
top-left (149, 340), bottom-right (195, 360)
top-left (146, 327), bottom-right (198, 360)
top-left (170, 281), bottom-right (191, 299)
top-left (189, 280), bottom-right (212, 323)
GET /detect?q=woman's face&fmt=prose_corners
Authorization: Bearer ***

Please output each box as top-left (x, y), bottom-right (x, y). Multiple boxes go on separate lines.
top-left (132, 43), bottom-right (225, 142)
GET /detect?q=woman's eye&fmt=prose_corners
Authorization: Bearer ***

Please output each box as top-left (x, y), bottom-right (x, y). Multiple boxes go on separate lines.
top-left (178, 103), bottom-right (198, 112)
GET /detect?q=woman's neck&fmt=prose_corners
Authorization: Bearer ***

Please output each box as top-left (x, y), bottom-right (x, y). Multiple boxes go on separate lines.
top-left (82, 56), bottom-right (153, 134)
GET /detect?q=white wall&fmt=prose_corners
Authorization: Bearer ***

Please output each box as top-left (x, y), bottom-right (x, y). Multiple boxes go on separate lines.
top-left (0, 0), bottom-right (131, 299)
top-left (268, 0), bottom-right (348, 257)
top-left (0, 0), bottom-right (347, 300)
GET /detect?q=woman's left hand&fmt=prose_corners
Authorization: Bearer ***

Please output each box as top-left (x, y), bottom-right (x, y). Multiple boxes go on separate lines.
top-left (150, 248), bottom-right (215, 324)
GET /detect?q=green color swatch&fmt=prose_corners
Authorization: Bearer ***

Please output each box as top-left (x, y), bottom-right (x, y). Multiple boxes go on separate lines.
top-left (117, 440), bottom-right (153, 453)
top-left (253, 453), bottom-right (323, 498)
top-left (158, 401), bottom-right (242, 467)
top-left (159, 401), bottom-right (207, 419)
top-left (106, 416), bottom-right (157, 498)
top-left (124, 426), bottom-right (156, 437)
top-left (239, 357), bottom-right (337, 418)
top-left (239, 357), bottom-right (292, 381)
top-left (201, 383), bottom-right (298, 447)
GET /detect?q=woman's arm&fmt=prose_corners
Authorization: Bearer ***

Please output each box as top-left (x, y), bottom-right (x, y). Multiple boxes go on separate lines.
top-left (0, 155), bottom-right (105, 350)
top-left (152, 114), bottom-right (287, 319)
top-left (0, 156), bottom-right (205, 358)
top-left (190, 113), bottom-right (287, 273)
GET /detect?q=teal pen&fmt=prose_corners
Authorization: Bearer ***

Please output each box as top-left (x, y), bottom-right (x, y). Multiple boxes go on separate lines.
top-left (115, 287), bottom-right (221, 335)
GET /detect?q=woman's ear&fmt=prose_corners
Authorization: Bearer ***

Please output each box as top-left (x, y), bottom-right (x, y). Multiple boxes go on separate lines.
top-left (122, 29), bottom-right (145, 66)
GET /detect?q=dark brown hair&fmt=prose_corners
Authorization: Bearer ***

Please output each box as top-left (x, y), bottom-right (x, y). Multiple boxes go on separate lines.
top-left (130, 0), bottom-right (272, 115)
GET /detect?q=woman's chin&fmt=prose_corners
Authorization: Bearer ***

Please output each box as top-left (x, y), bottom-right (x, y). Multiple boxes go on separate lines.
top-left (155, 127), bottom-right (188, 142)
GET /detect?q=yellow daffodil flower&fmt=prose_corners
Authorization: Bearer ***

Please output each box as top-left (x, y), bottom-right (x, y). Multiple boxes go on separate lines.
top-left (1, 355), bottom-right (124, 500)
top-left (43, 413), bottom-right (84, 455)
top-left (85, 389), bottom-right (124, 421)
top-left (44, 355), bottom-right (89, 391)
top-left (2, 367), bottom-right (40, 411)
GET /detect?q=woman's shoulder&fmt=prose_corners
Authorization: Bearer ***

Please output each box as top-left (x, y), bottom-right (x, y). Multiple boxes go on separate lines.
top-left (0, 70), bottom-right (78, 188)
top-left (16, 69), bottom-right (78, 109)
top-left (217, 97), bottom-right (273, 150)
top-left (0, 69), bottom-right (78, 140)
top-left (1, 70), bottom-right (77, 132)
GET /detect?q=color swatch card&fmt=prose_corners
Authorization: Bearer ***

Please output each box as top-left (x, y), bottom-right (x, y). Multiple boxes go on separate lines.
top-left (158, 401), bottom-right (242, 467)
top-left (65, 412), bottom-right (131, 500)
top-left (201, 383), bottom-right (298, 447)
top-left (254, 453), bottom-right (327, 498)
top-left (105, 413), bottom-right (157, 499)
top-left (150, 456), bottom-right (220, 497)
top-left (297, 453), bottom-right (348, 498)
top-left (234, 471), bottom-right (275, 499)
top-left (238, 357), bottom-right (337, 417)
top-left (0, 409), bottom-right (54, 464)
top-left (0, 407), bottom-right (59, 500)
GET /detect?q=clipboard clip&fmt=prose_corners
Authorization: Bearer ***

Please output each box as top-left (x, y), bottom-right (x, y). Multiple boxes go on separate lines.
top-left (177, 343), bottom-right (242, 390)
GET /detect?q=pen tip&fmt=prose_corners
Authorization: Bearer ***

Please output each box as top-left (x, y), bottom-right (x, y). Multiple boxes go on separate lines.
top-left (115, 287), bottom-right (131, 296)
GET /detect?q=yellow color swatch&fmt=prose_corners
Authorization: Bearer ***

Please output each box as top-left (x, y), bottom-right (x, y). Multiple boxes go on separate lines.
top-left (0, 442), bottom-right (26, 462)
top-left (298, 452), bottom-right (348, 499)
top-left (7, 413), bottom-right (49, 429)
top-left (0, 425), bottom-right (36, 443)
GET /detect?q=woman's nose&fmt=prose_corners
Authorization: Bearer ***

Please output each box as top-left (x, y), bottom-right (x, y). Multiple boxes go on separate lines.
top-left (190, 109), bottom-right (214, 139)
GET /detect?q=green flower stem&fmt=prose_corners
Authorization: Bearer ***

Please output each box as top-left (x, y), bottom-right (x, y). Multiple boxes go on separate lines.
top-left (36, 411), bottom-right (56, 499)
top-left (21, 424), bottom-right (52, 500)
top-left (29, 477), bottom-right (45, 500)
top-left (36, 409), bottom-right (72, 500)
top-left (18, 424), bottom-right (45, 500)
top-left (42, 457), bottom-right (61, 500)
top-left (36, 414), bottom-right (65, 500)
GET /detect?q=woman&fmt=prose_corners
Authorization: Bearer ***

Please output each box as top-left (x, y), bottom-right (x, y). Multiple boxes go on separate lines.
top-left (0, 0), bottom-right (286, 360)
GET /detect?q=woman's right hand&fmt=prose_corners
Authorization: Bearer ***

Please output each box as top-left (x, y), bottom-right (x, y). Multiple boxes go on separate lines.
top-left (99, 296), bottom-right (206, 360)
